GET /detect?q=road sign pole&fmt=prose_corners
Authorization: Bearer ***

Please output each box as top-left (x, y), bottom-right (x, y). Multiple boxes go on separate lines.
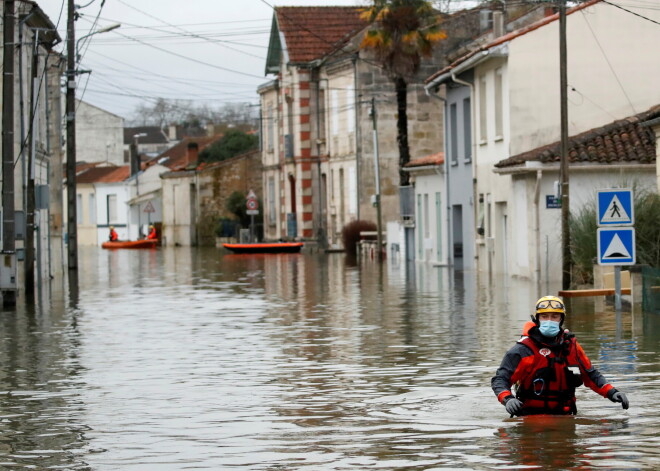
top-left (614, 266), bottom-right (622, 313)
top-left (250, 214), bottom-right (254, 243)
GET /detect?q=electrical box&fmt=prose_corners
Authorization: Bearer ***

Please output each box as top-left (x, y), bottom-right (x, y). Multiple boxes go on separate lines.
top-left (0, 252), bottom-right (17, 290)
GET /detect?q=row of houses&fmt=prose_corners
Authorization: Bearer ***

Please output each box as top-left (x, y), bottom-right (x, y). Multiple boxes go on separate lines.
top-left (72, 125), bottom-right (261, 247)
top-left (257, 0), bottom-right (660, 285)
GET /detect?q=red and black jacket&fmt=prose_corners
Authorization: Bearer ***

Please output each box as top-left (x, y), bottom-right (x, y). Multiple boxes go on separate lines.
top-left (492, 321), bottom-right (614, 415)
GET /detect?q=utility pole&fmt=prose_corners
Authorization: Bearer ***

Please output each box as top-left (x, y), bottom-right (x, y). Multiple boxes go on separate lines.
top-left (66, 0), bottom-right (78, 272)
top-left (370, 98), bottom-right (383, 262)
top-left (559, 0), bottom-right (571, 290)
top-left (2, 1), bottom-right (17, 306)
top-left (25, 30), bottom-right (40, 300)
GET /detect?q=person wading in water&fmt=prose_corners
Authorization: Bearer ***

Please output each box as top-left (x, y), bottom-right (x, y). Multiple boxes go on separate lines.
top-left (492, 296), bottom-right (629, 416)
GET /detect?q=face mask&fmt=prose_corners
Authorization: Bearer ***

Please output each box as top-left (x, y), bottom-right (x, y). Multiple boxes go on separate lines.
top-left (539, 320), bottom-right (560, 337)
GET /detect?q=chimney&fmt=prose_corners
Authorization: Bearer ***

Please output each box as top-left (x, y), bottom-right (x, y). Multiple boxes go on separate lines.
top-left (168, 124), bottom-right (177, 141)
top-left (493, 11), bottom-right (504, 38)
top-left (186, 142), bottom-right (199, 165)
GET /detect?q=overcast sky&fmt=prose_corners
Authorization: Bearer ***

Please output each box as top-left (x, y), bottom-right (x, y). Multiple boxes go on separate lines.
top-left (35, 0), bottom-right (371, 121)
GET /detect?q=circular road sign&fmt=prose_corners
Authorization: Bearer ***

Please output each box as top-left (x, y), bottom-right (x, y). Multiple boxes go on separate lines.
top-left (246, 199), bottom-right (258, 210)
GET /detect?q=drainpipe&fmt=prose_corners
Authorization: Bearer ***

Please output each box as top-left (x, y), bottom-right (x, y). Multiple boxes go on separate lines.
top-left (451, 72), bottom-right (477, 270)
top-left (353, 55), bottom-right (361, 221)
top-left (533, 169), bottom-right (542, 295)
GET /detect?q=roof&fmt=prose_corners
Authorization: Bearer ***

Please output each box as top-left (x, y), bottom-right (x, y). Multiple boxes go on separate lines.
top-left (153, 135), bottom-right (221, 170)
top-left (266, 7), bottom-right (367, 73)
top-left (495, 104), bottom-right (659, 169)
top-left (77, 166), bottom-right (130, 184)
top-left (123, 126), bottom-right (169, 145)
top-left (425, 0), bottom-right (601, 86)
top-left (404, 152), bottom-right (445, 168)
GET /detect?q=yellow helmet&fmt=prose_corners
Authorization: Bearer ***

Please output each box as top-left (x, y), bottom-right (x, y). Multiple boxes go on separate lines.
top-left (533, 295), bottom-right (566, 325)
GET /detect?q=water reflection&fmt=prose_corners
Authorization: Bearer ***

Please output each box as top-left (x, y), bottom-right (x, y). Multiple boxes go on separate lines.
top-left (0, 247), bottom-right (657, 469)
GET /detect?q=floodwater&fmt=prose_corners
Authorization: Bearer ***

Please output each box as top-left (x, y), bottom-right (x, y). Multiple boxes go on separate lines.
top-left (0, 247), bottom-right (659, 470)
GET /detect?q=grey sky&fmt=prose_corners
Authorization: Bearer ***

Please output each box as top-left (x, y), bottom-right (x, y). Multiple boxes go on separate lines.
top-left (36, 0), bottom-right (369, 120)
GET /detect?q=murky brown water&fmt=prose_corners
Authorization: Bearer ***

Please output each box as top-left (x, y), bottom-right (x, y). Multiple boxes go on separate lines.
top-left (0, 246), bottom-right (658, 470)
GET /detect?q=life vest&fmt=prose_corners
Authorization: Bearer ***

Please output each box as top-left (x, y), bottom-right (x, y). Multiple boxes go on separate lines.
top-left (515, 333), bottom-right (582, 415)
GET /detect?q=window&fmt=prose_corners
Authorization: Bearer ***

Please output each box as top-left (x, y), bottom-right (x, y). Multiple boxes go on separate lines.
top-left (89, 193), bottom-right (96, 225)
top-left (76, 194), bottom-right (83, 224)
top-left (424, 193), bottom-right (430, 238)
top-left (318, 89), bottom-right (326, 141)
top-left (450, 103), bottom-right (458, 165)
top-left (463, 98), bottom-right (472, 162)
top-left (479, 76), bottom-right (487, 142)
top-left (267, 103), bottom-right (274, 151)
top-left (339, 168), bottom-right (345, 226)
top-left (268, 177), bottom-right (276, 224)
top-left (107, 194), bottom-right (117, 224)
top-left (331, 89), bottom-right (339, 136)
top-left (348, 166), bottom-right (357, 215)
top-left (495, 68), bottom-right (503, 139)
top-left (346, 87), bottom-right (355, 133)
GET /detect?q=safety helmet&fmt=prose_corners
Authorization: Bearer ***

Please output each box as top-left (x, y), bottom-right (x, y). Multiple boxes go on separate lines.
top-left (532, 295), bottom-right (566, 326)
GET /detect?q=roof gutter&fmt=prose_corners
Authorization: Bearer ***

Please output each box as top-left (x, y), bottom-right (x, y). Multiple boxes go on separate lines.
top-left (424, 43), bottom-right (509, 91)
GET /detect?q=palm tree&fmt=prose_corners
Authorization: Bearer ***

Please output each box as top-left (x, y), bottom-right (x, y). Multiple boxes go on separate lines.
top-left (360, 0), bottom-right (446, 186)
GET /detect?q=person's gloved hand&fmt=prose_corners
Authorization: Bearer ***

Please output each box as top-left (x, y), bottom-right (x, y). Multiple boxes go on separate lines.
top-left (503, 396), bottom-right (523, 416)
top-left (608, 388), bottom-right (629, 409)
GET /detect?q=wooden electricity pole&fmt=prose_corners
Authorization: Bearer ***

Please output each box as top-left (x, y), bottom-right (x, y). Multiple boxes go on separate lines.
top-left (2, 1), bottom-right (17, 305)
top-left (559, 0), bottom-right (571, 290)
top-left (66, 0), bottom-right (78, 272)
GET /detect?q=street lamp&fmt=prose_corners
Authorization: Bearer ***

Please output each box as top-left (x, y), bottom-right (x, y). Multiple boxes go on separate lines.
top-left (66, 17), bottom-right (121, 274)
top-left (75, 23), bottom-right (121, 63)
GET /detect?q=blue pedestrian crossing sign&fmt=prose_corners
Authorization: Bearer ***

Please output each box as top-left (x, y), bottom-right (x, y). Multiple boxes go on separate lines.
top-left (597, 189), bottom-right (633, 226)
top-left (597, 227), bottom-right (635, 265)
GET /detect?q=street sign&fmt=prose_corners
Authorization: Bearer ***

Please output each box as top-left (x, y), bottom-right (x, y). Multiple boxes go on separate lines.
top-left (246, 199), bottom-right (258, 210)
top-left (246, 209), bottom-right (259, 215)
top-left (247, 189), bottom-right (257, 200)
top-left (143, 201), bottom-right (155, 213)
top-left (597, 189), bottom-right (633, 226)
top-left (546, 195), bottom-right (561, 209)
top-left (597, 227), bottom-right (635, 265)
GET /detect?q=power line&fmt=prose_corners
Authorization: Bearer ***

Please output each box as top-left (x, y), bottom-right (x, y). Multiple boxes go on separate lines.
top-left (601, 0), bottom-right (660, 25)
top-left (579, 9), bottom-right (635, 115)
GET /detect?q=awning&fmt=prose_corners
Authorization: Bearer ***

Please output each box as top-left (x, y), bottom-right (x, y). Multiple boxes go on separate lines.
top-left (127, 189), bottom-right (161, 206)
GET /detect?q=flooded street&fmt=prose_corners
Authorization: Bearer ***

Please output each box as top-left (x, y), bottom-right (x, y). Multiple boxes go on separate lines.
top-left (1, 247), bottom-right (659, 470)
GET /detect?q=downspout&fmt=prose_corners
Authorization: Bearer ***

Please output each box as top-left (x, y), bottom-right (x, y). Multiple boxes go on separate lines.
top-left (451, 72), bottom-right (477, 269)
top-left (315, 75), bottom-right (328, 248)
top-left (533, 169), bottom-right (542, 295)
top-left (353, 55), bottom-right (361, 220)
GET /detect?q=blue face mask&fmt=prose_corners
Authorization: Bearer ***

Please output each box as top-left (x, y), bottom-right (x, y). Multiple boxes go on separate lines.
top-left (539, 320), bottom-right (561, 337)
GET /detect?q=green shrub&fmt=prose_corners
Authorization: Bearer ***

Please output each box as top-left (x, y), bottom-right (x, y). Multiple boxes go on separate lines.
top-left (341, 220), bottom-right (377, 255)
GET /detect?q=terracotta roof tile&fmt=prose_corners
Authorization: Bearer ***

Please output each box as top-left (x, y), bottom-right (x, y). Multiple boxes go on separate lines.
top-left (124, 126), bottom-right (168, 145)
top-left (77, 166), bottom-right (130, 183)
top-left (154, 135), bottom-right (222, 170)
top-left (495, 104), bottom-right (660, 168)
top-left (276, 7), bottom-right (367, 63)
top-left (405, 152), bottom-right (445, 168)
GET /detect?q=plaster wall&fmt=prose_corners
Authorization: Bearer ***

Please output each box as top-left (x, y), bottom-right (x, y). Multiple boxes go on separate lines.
top-left (76, 100), bottom-right (124, 166)
top-left (508, 1), bottom-right (660, 156)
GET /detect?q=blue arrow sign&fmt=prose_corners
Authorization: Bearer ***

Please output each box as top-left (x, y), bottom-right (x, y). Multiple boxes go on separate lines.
top-left (597, 189), bottom-right (633, 226)
top-left (597, 227), bottom-right (635, 265)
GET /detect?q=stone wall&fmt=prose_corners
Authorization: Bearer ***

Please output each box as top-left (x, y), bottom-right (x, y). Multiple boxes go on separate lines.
top-left (196, 150), bottom-right (263, 246)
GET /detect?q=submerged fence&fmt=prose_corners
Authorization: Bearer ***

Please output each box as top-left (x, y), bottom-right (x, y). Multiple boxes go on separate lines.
top-left (642, 266), bottom-right (660, 314)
